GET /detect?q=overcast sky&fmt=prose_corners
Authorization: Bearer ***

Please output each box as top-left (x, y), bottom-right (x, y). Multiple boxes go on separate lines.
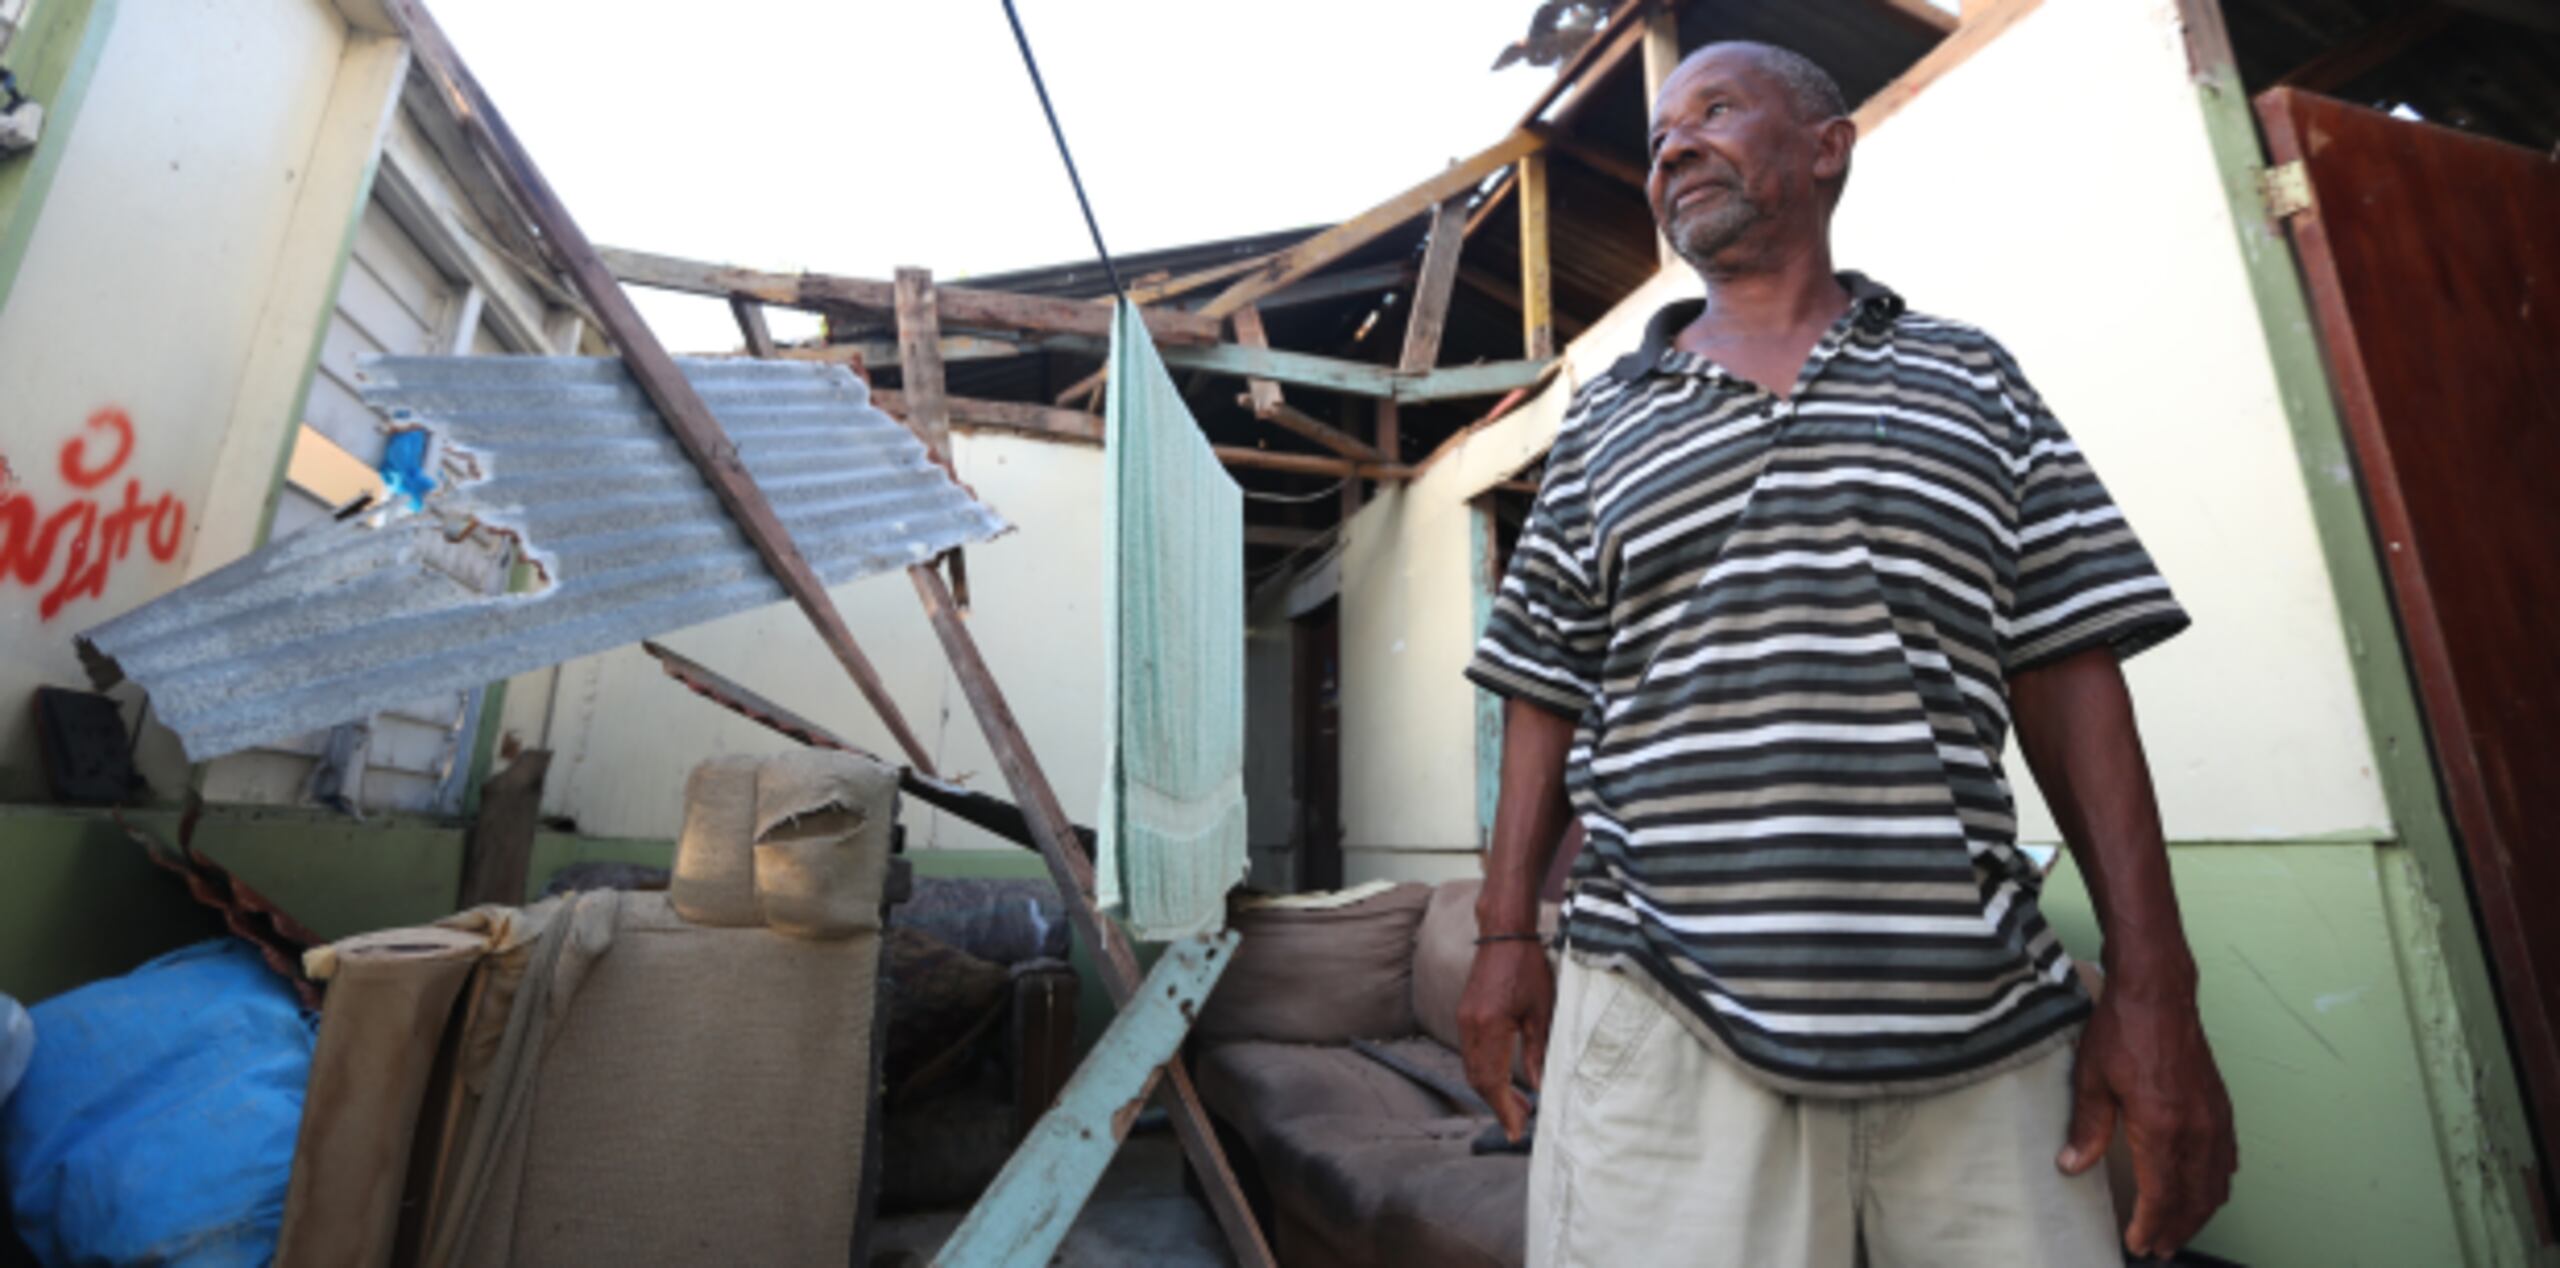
top-left (430, 1), bottom-right (1566, 352)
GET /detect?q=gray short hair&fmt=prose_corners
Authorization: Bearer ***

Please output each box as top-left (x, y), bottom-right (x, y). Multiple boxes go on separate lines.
top-left (1703, 41), bottom-right (1847, 122)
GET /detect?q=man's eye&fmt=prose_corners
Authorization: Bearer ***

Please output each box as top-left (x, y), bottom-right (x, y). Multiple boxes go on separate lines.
top-left (1705, 101), bottom-right (1731, 120)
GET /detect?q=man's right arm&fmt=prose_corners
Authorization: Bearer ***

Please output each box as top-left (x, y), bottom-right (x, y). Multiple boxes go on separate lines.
top-left (1458, 695), bottom-right (1579, 1141)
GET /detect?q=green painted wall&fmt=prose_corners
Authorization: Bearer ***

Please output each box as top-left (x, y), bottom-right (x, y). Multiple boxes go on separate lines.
top-left (0, 0), bottom-right (115, 316)
top-left (2044, 842), bottom-right (2471, 1266)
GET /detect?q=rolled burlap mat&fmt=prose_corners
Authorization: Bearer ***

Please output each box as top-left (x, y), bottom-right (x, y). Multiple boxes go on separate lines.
top-left (670, 754), bottom-right (762, 927)
top-left (752, 750), bottom-right (898, 940)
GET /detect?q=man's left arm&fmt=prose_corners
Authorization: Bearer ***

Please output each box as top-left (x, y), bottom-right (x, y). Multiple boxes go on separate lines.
top-left (2011, 646), bottom-right (2237, 1259)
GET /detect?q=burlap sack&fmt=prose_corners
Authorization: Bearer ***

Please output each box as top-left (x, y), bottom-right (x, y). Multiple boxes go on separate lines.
top-left (753, 750), bottom-right (898, 940)
top-left (670, 755), bottom-right (760, 927)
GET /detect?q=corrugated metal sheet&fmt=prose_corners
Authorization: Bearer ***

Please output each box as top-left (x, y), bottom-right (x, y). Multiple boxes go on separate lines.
top-left (81, 356), bottom-right (1008, 762)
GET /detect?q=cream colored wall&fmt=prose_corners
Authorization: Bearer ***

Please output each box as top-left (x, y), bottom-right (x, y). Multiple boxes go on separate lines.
top-left (1336, 0), bottom-right (2389, 884)
top-left (518, 431), bottom-right (1109, 848)
top-left (0, 0), bottom-right (391, 799)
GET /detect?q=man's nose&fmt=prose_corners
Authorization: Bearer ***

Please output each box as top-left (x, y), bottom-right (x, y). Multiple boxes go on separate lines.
top-left (1651, 125), bottom-right (1704, 179)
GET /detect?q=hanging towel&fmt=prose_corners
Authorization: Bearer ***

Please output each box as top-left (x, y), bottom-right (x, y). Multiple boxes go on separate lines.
top-left (1097, 298), bottom-right (1249, 940)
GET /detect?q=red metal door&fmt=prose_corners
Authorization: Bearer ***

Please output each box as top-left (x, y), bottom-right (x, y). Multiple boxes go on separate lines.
top-left (2257, 86), bottom-right (2560, 1175)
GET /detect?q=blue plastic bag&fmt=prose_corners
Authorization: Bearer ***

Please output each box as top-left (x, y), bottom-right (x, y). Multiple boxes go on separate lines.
top-left (0, 940), bottom-right (316, 1267)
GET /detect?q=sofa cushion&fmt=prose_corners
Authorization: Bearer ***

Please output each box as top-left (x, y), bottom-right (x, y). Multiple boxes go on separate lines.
top-left (1199, 882), bottom-right (1431, 1044)
top-left (1411, 881), bottom-right (1560, 1056)
top-left (1194, 1042), bottom-right (1451, 1157)
top-left (1255, 1113), bottom-right (1525, 1268)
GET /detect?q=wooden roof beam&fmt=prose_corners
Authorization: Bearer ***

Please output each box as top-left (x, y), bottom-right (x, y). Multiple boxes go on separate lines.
top-left (600, 246), bottom-right (1223, 345)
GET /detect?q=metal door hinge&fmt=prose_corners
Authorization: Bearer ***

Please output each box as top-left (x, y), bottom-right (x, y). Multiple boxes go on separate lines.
top-left (2260, 160), bottom-right (2315, 220)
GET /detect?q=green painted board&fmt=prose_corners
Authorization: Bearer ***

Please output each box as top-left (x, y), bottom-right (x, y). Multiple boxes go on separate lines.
top-left (2040, 842), bottom-right (2465, 1267)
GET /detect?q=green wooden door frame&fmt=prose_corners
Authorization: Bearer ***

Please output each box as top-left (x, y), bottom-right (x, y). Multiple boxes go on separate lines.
top-left (0, 0), bottom-right (118, 317)
top-left (2174, 1), bottom-right (2552, 1260)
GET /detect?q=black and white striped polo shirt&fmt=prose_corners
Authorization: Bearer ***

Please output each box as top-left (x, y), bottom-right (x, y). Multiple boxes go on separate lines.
top-left (1467, 274), bottom-right (2188, 1097)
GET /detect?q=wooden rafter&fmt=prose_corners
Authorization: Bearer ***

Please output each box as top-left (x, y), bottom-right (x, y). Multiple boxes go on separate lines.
top-left (602, 246), bottom-right (1222, 345)
top-left (873, 389), bottom-right (1102, 444)
top-left (1231, 305), bottom-right (1286, 418)
top-left (1197, 129), bottom-right (1543, 320)
top-left (1513, 0), bottom-right (1653, 129)
top-left (1530, 122), bottom-right (1649, 191)
top-left (1232, 394), bottom-right (1386, 463)
top-left (729, 297), bottom-right (778, 358)
top-left (2274, 4), bottom-right (2456, 92)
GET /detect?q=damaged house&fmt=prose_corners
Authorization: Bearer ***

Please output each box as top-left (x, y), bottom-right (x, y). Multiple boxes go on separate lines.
top-left (1, 0), bottom-right (2556, 1264)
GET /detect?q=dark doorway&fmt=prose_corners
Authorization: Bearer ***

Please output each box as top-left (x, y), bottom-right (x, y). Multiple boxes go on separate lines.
top-left (1291, 599), bottom-right (1343, 893)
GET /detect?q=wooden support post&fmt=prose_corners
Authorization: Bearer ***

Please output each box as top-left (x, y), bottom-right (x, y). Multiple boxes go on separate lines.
top-left (387, 0), bottom-right (940, 777)
top-left (1374, 400), bottom-right (1401, 465)
top-left (1400, 200), bottom-right (1467, 375)
top-left (1231, 305), bottom-right (1286, 418)
top-left (896, 266), bottom-right (968, 608)
top-left (908, 565), bottom-right (1278, 1268)
top-left (456, 749), bottom-right (550, 907)
top-left (729, 297), bottom-right (779, 358)
top-left (1641, 3), bottom-right (1683, 268)
top-left (1519, 151), bottom-right (1556, 360)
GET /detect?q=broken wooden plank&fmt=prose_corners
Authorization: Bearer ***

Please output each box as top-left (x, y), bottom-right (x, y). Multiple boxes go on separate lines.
top-left (1232, 394), bottom-right (1386, 462)
top-left (456, 749), bottom-right (550, 908)
top-left (642, 639), bottom-right (1098, 857)
top-left (893, 268), bottom-right (954, 462)
top-left (600, 245), bottom-right (1223, 345)
top-left (931, 931), bottom-right (1238, 1268)
top-left (907, 565), bottom-right (1277, 1268)
top-left (1400, 200), bottom-right (1469, 374)
top-left (873, 389), bottom-right (1104, 444)
top-left (1033, 336), bottom-right (1406, 398)
top-left (1215, 446), bottom-right (1415, 481)
top-left (1200, 128), bottom-right (1544, 319)
top-left (729, 297), bottom-right (779, 358)
top-left (1519, 151), bottom-right (1556, 360)
top-left (387, 0), bottom-right (940, 776)
top-left (1231, 304), bottom-right (1285, 418)
top-left (1397, 357), bottom-right (1558, 404)
top-left (1244, 524), bottom-right (1326, 550)
top-left (894, 267), bottom-right (967, 609)
top-left (786, 335), bottom-right (1021, 369)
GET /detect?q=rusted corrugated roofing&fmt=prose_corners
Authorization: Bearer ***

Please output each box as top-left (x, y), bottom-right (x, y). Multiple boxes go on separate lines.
top-left (80, 355), bottom-right (1007, 762)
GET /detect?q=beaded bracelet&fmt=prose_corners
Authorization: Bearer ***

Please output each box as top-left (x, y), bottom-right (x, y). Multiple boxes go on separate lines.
top-left (1474, 931), bottom-right (1546, 946)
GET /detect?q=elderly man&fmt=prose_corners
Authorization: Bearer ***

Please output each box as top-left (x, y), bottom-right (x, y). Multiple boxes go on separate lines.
top-left (1459, 40), bottom-right (2237, 1266)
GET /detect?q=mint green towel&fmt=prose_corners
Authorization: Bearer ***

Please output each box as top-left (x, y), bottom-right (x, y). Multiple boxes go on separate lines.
top-left (1097, 299), bottom-right (1248, 940)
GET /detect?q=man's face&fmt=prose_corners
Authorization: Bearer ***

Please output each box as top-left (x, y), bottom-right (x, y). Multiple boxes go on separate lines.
top-left (1645, 49), bottom-right (1823, 271)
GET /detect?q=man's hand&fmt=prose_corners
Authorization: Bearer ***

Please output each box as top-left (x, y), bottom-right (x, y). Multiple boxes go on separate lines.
top-left (1458, 940), bottom-right (1555, 1142)
top-left (2058, 982), bottom-right (2237, 1258)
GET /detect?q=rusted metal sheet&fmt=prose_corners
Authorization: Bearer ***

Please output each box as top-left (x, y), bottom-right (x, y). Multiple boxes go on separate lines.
top-left (77, 356), bottom-right (1006, 762)
top-left (929, 930), bottom-right (1238, 1268)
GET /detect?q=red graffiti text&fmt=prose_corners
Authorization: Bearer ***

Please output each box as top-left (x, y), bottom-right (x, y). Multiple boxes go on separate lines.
top-left (1, 409), bottom-right (190, 621)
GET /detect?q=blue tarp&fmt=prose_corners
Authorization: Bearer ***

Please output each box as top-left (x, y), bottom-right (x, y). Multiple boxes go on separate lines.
top-left (0, 940), bottom-right (315, 1267)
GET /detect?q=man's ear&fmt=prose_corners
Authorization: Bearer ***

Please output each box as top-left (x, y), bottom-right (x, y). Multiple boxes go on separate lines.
top-left (1813, 116), bottom-right (1858, 186)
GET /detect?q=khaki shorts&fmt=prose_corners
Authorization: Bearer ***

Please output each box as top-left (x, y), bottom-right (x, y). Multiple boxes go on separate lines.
top-left (1526, 958), bottom-right (2121, 1268)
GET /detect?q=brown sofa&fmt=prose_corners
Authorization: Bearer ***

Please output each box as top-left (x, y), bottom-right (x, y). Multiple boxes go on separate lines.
top-left (1193, 880), bottom-right (1552, 1268)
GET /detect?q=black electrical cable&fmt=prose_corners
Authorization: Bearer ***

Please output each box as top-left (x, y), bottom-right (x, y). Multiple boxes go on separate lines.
top-left (999, 0), bottom-right (1127, 304)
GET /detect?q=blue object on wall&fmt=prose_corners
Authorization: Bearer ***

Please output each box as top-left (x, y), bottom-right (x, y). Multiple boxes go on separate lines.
top-left (0, 940), bottom-right (316, 1267)
top-left (379, 426), bottom-right (437, 509)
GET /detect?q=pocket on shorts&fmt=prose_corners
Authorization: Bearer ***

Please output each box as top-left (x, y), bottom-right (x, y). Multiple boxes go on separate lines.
top-left (1571, 969), bottom-right (1665, 1105)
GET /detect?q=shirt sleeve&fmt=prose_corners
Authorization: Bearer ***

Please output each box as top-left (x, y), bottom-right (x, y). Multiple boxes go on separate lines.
top-left (1999, 355), bottom-right (2191, 675)
top-left (1465, 418), bottom-right (1609, 720)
